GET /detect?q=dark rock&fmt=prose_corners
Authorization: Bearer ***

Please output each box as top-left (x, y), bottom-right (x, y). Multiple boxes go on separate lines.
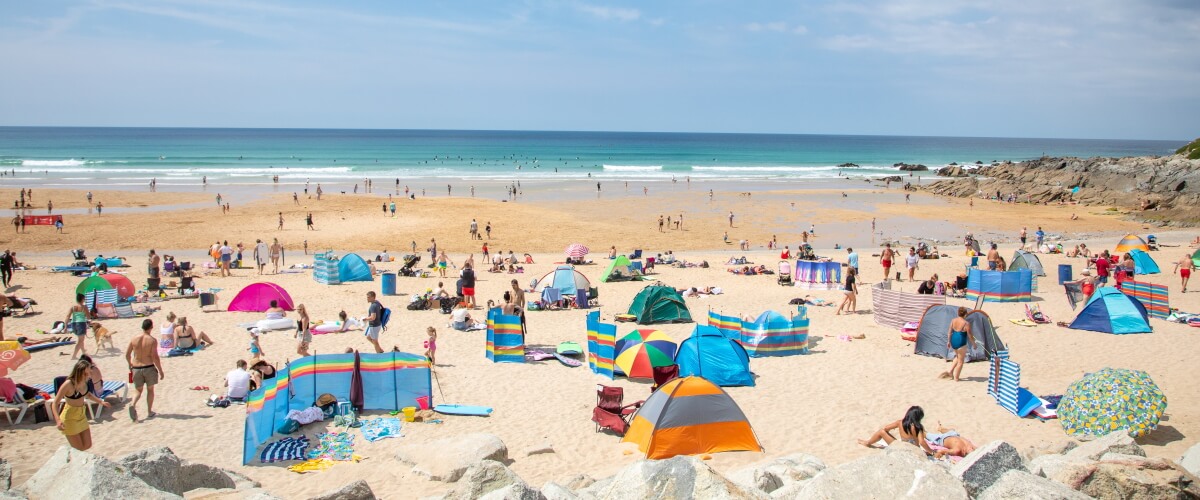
top-left (878, 176), bottom-right (903, 182)
top-left (0, 458), bottom-right (10, 490)
top-left (952, 441), bottom-right (1027, 497)
top-left (306, 480), bottom-right (376, 500)
top-left (896, 163), bottom-right (930, 171)
top-left (838, 163), bottom-right (860, 168)
top-left (976, 470), bottom-right (1089, 500)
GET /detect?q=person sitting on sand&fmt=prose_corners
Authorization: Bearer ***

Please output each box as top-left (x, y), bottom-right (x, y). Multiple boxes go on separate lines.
top-left (174, 317), bottom-right (214, 349)
top-left (917, 274), bottom-right (939, 295)
top-left (264, 300), bottom-right (286, 321)
top-left (451, 303), bottom-right (475, 331)
top-left (856, 406), bottom-right (935, 455)
top-left (225, 360), bottom-right (251, 400)
top-left (927, 423), bottom-right (977, 459)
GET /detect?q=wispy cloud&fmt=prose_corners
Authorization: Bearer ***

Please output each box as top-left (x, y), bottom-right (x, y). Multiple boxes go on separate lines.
top-left (744, 21), bottom-right (806, 34)
top-left (575, 3), bottom-right (640, 22)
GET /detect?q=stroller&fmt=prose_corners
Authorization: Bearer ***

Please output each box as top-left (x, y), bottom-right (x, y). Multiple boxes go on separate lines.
top-left (777, 261), bottom-right (793, 286)
top-left (1147, 235), bottom-right (1159, 251)
top-left (398, 255), bottom-right (421, 277)
top-left (70, 249), bottom-right (89, 268)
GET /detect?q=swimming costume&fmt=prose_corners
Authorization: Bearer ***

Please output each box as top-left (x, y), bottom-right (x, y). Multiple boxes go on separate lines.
top-left (927, 431), bottom-right (959, 447)
top-left (950, 331), bottom-right (967, 349)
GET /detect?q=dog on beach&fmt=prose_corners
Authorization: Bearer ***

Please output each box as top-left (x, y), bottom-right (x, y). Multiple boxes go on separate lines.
top-left (89, 321), bottom-right (116, 350)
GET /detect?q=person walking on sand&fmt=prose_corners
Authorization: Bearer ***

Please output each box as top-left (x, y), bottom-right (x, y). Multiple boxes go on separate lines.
top-left (148, 249), bottom-right (160, 281)
top-left (125, 319), bottom-right (164, 422)
top-left (254, 239), bottom-right (269, 275)
top-left (437, 250), bottom-right (451, 278)
top-left (658, 215), bottom-right (664, 232)
top-left (306, 212), bottom-right (314, 230)
top-left (295, 304), bottom-right (312, 356)
top-left (278, 212), bottom-right (284, 230)
top-left (270, 238), bottom-right (283, 274)
top-left (66, 293), bottom-right (90, 359)
top-left (52, 360), bottom-right (110, 451)
top-left (364, 291), bottom-right (384, 354)
top-left (728, 211), bottom-right (734, 227)
top-left (941, 307), bottom-right (977, 382)
top-left (880, 243), bottom-right (896, 281)
top-left (905, 247), bottom-right (920, 282)
top-left (1175, 252), bottom-right (1195, 293)
top-left (1019, 227), bottom-right (1028, 250)
top-left (835, 267), bottom-right (858, 315)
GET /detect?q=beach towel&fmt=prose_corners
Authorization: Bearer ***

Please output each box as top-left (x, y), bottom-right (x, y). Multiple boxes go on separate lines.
top-left (287, 406), bottom-right (326, 425)
top-left (307, 432), bottom-right (357, 461)
top-left (287, 458), bottom-right (335, 474)
top-left (260, 436), bottom-right (310, 463)
top-left (359, 417), bottom-right (402, 442)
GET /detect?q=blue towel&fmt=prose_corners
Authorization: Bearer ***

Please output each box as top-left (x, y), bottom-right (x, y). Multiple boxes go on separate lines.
top-left (260, 436), bottom-right (309, 463)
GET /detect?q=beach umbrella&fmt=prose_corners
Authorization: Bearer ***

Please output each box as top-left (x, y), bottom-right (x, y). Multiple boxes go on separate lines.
top-left (614, 329), bottom-right (678, 379)
top-left (0, 341), bottom-right (31, 376)
top-left (1058, 367), bottom-right (1166, 438)
top-left (565, 243), bottom-right (590, 259)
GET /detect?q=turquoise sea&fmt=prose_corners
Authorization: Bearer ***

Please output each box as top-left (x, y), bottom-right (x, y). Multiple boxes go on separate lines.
top-left (0, 127), bottom-right (1183, 188)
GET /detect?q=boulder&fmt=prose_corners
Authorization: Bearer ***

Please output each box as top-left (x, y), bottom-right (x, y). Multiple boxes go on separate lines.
top-left (440, 461), bottom-right (540, 500)
top-left (1069, 462), bottom-right (1200, 499)
top-left (1020, 440), bottom-right (1078, 462)
top-left (1, 458), bottom-right (10, 490)
top-left (1182, 442), bottom-right (1200, 476)
top-left (878, 176), bottom-right (903, 183)
top-left (306, 480), bottom-right (376, 500)
top-left (938, 166), bottom-right (969, 177)
top-left (838, 163), bottom-right (859, 168)
top-left (19, 446), bottom-right (181, 500)
top-left (118, 447), bottom-right (244, 495)
top-left (728, 453), bottom-right (825, 494)
top-left (976, 470), bottom-right (1090, 500)
top-left (560, 475), bottom-right (594, 491)
top-left (896, 163), bottom-right (929, 171)
top-left (796, 448), bottom-right (967, 499)
top-left (540, 482), bottom-right (577, 500)
top-left (185, 488), bottom-right (281, 500)
top-left (1028, 454), bottom-right (1091, 478)
top-left (1100, 452), bottom-right (1174, 469)
top-left (951, 441), bottom-right (1027, 496)
top-left (1064, 431), bottom-right (1145, 460)
top-left (394, 433), bottom-right (509, 482)
top-left (576, 456), bottom-right (764, 499)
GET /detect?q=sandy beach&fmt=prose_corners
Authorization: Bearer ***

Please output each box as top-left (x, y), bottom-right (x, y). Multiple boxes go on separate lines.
top-left (2, 183), bottom-right (1197, 498)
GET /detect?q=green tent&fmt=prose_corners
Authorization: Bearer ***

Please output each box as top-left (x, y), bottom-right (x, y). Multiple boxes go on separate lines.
top-left (75, 275), bottom-right (113, 296)
top-left (628, 285), bottom-right (693, 324)
top-left (1193, 248), bottom-right (1200, 268)
top-left (601, 255), bottom-right (635, 282)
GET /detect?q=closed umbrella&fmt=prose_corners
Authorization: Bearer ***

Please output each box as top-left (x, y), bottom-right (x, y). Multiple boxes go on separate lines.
top-left (565, 243), bottom-right (590, 259)
top-left (614, 329), bottom-right (677, 379)
top-left (1059, 367), bottom-right (1166, 438)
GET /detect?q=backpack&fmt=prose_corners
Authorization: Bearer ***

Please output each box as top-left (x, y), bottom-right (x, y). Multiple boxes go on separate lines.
top-left (380, 306), bottom-right (392, 330)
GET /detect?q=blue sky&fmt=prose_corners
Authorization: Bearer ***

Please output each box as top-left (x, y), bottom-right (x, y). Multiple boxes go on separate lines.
top-left (1, 1), bottom-right (1197, 140)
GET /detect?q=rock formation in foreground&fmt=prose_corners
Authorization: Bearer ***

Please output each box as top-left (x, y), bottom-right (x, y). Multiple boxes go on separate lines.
top-left (924, 155), bottom-right (1200, 225)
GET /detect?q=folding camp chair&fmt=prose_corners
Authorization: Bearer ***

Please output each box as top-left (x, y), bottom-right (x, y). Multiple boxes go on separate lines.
top-left (199, 292), bottom-right (218, 311)
top-left (1025, 304), bottom-right (1050, 324)
top-left (591, 385), bottom-right (643, 436)
top-left (115, 302), bottom-right (137, 319)
top-left (651, 365), bottom-right (679, 393)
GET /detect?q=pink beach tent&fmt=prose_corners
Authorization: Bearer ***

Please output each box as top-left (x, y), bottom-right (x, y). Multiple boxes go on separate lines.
top-left (227, 282), bottom-right (295, 312)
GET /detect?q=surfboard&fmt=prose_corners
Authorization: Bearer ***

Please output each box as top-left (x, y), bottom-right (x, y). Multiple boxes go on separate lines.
top-left (552, 353), bottom-right (582, 367)
top-left (434, 404), bottom-right (493, 416)
top-left (557, 341), bottom-right (582, 355)
top-left (25, 341), bottom-right (74, 353)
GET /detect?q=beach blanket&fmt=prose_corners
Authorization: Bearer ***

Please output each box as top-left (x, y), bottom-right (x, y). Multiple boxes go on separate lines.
top-left (360, 417), bottom-right (402, 442)
top-left (164, 346), bottom-right (204, 357)
top-left (307, 432), bottom-right (356, 461)
top-left (260, 436), bottom-right (310, 463)
top-left (287, 458), bottom-right (335, 474)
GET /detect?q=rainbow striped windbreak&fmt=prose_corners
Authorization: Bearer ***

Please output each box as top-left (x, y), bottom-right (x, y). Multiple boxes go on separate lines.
top-left (966, 269), bottom-right (1033, 302)
top-left (709, 309), bottom-right (809, 357)
top-left (487, 308), bottom-right (525, 363)
top-left (586, 311), bottom-right (615, 378)
top-left (1122, 280), bottom-right (1169, 319)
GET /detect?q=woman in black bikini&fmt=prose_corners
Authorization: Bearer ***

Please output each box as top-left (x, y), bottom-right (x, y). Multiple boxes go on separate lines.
top-left (173, 317), bottom-right (215, 350)
top-left (52, 360), bottom-right (110, 451)
top-left (856, 406), bottom-right (935, 455)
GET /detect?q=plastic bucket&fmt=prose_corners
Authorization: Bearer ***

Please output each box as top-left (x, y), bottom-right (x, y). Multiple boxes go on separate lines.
top-left (381, 273), bottom-right (397, 295)
top-left (402, 406), bottom-right (416, 422)
top-left (1058, 264), bottom-right (1072, 285)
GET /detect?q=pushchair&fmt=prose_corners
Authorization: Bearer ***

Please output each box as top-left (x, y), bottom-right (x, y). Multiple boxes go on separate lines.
top-left (70, 249), bottom-right (89, 268)
top-left (1147, 235), bottom-right (1159, 251)
top-left (777, 261), bottom-right (793, 286)
top-left (398, 255), bottom-right (421, 277)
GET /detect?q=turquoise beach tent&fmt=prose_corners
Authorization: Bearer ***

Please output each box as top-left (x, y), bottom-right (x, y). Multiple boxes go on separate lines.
top-left (674, 325), bottom-right (754, 387)
top-left (1128, 249), bottom-right (1160, 275)
top-left (337, 254), bottom-right (374, 282)
top-left (1068, 288), bottom-right (1151, 335)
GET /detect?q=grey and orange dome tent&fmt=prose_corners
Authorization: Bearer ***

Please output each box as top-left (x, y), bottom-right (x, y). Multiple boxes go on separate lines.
top-left (622, 376), bottom-right (762, 459)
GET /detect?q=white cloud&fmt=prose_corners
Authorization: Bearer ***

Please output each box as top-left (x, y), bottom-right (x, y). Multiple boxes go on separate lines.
top-left (575, 4), bottom-right (640, 22)
top-left (744, 21), bottom-right (806, 35)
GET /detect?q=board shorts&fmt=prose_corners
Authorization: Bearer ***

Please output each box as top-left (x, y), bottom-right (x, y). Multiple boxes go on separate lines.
top-left (132, 365), bottom-right (159, 388)
top-left (462, 287), bottom-right (475, 297)
top-left (297, 330), bottom-right (312, 344)
top-left (881, 260), bottom-right (891, 268)
top-left (988, 261), bottom-right (998, 270)
top-left (70, 322), bottom-right (88, 336)
top-left (59, 405), bottom-right (89, 436)
top-left (1182, 269), bottom-right (1192, 278)
top-left (364, 326), bottom-right (382, 340)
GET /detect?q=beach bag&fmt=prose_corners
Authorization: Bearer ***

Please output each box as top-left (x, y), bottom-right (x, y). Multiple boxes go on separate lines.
top-left (316, 393), bottom-right (338, 418)
top-left (380, 307), bottom-right (392, 330)
top-left (277, 418), bottom-right (300, 434)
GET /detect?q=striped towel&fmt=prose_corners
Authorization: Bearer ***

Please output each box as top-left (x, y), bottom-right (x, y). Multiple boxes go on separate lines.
top-left (261, 436), bottom-right (310, 463)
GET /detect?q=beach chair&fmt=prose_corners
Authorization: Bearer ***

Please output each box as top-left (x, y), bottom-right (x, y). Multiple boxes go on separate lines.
top-left (6, 297), bottom-right (36, 316)
top-left (2, 395), bottom-right (45, 425)
top-left (650, 365), bottom-right (679, 393)
top-left (777, 261), bottom-right (793, 286)
top-left (199, 292), bottom-right (218, 311)
top-left (591, 385), bottom-right (643, 436)
top-left (1025, 304), bottom-right (1050, 324)
top-left (628, 249), bottom-right (642, 260)
top-left (115, 302), bottom-right (137, 319)
top-left (94, 303), bottom-right (118, 319)
top-left (33, 379), bottom-right (126, 422)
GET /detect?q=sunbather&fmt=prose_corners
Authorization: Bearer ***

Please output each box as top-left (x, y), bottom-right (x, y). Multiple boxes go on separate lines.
top-left (856, 406), bottom-right (935, 455)
top-left (927, 424), bottom-right (976, 459)
top-left (174, 317), bottom-right (214, 349)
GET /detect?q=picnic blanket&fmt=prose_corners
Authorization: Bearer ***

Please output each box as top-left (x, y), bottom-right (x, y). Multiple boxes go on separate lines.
top-left (307, 432), bottom-right (357, 461)
top-left (360, 417), bottom-right (402, 442)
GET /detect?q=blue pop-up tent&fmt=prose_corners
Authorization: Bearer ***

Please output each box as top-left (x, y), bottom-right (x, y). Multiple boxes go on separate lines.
top-left (1068, 287), bottom-right (1152, 335)
top-left (1128, 249), bottom-right (1160, 275)
top-left (674, 325), bottom-right (754, 387)
top-left (338, 253), bottom-right (374, 282)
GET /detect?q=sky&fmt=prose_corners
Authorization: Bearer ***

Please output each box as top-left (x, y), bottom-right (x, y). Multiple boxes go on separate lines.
top-left (1, 1), bottom-right (1198, 140)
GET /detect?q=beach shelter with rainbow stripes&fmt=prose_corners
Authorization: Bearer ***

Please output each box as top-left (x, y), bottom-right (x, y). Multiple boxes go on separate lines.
top-left (966, 269), bottom-right (1033, 302)
top-left (622, 376), bottom-right (762, 459)
top-left (486, 308), bottom-right (525, 363)
top-left (586, 311), bottom-right (616, 379)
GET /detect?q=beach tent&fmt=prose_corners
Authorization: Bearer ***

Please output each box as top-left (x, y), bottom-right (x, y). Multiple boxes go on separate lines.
top-left (739, 310), bottom-right (809, 357)
top-left (1193, 248), bottom-right (1200, 268)
top-left (1009, 250), bottom-right (1046, 276)
top-left (966, 269), bottom-right (1033, 302)
top-left (674, 325), bottom-right (755, 387)
top-left (337, 253), bottom-right (374, 282)
top-left (627, 285), bottom-right (692, 324)
top-left (601, 255), bottom-right (635, 282)
top-left (100, 274), bottom-right (137, 299)
top-left (535, 265), bottom-right (590, 297)
top-left (75, 275), bottom-right (113, 296)
top-left (622, 376), bottom-right (762, 459)
top-left (914, 305), bottom-right (1005, 362)
top-left (1068, 287), bottom-right (1151, 335)
top-left (1128, 249), bottom-right (1160, 275)
top-left (228, 282), bottom-right (295, 312)
top-left (1115, 234), bottom-right (1150, 253)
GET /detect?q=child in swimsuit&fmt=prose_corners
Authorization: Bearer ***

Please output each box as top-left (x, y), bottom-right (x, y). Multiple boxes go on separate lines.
top-left (423, 327), bottom-right (437, 365)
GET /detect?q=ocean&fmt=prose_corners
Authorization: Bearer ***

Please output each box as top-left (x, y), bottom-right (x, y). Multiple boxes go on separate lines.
top-left (0, 127), bottom-right (1183, 189)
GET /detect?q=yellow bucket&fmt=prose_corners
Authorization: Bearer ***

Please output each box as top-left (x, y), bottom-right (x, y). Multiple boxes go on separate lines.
top-left (402, 406), bottom-right (416, 422)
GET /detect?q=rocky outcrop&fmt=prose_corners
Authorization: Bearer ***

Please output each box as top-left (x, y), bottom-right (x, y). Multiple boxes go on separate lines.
top-left (951, 441), bottom-right (1027, 496)
top-left (976, 470), bottom-right (1090, 500)
top-left (576, 456), bottom-right (764, 499)
top-left (394, 433), bottom-right (509, 482)
top-left (923, 155), bottom-right (1200, 224)
top-left (838, 163), bottom-right (860, 168)
top-left (19, 447), bottom-right (181, 500)
top-left (796, 445), bottom-right (967, 499)
top-left (439, 461), bottom-right (541, 500)
top-left (895, 162), bottom-right (930, 171)
top-left (117, 447), bottom-right (250, 496)
top-left (1064, 431), bottom-right (1145, 460)
top-left (727, 453), bottom-right (825, 494)
top-left (937, 165), bottom-right (970, 177)
top-left (307, 480), bottom-right (377, 500)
